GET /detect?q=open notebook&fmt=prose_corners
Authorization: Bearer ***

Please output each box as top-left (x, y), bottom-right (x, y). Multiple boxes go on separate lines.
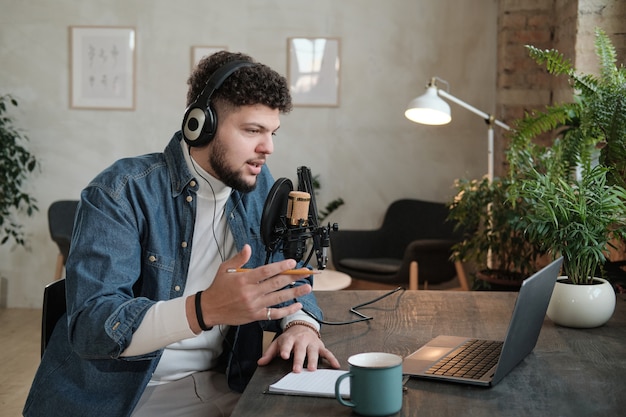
top-left (403, 257), bottom-right (563, 387)
top-left (266, 369), bottom-right (350, 398)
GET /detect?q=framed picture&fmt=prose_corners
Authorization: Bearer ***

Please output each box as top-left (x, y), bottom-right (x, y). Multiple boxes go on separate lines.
top-left (287, 37), bottom-right (340, 107)
top-left (69, 26), bottom-right (136, 110)
top-left (191, 46), bottom-right (227, 70)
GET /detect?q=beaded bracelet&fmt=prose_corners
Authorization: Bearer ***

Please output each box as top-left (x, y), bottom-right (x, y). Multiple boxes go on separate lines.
top-left (284, 320), bottom-right (321, 339)
top-left (194, 291), bottom-right (213, 331)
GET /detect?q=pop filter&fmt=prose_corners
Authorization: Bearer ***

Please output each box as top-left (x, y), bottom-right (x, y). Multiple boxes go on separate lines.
top-left (260, 177), bottom-right (293, 253)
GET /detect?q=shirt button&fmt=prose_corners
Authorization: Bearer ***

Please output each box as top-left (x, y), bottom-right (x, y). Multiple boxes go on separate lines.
top-left (190, 180), bottom-right (197, 187)
top-left (186, 196), bottom-right (193, 203)
top-left (112, 322), bottom-right (121, 331)
top-left (148, 255), bottom-right (156, 262)
top-left (181, 241), bottom-right (188, 248)
top-left (174, 285), bottom-right (181, 291)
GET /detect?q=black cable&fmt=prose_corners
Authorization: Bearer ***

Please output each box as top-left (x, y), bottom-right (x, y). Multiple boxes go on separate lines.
top-left (299, 286), bottom-right (405, 325)
top-left (264, 244), bottom-right (406, 326)
top-left (188, 146), bottom-right (225, 262)
top-left (303, 245), bottom-right (315, 266)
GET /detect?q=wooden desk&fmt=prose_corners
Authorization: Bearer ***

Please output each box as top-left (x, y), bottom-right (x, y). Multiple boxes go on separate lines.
top-left (232, 290), bottom-right (626, 417)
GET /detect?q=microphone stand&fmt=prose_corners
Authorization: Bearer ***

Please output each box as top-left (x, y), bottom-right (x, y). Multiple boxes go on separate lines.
top-left (261, 166), bottom-right (403, 326)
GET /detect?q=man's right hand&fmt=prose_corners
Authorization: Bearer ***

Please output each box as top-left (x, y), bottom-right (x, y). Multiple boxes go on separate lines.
top-left (186, 244), bottom-right (312, 333)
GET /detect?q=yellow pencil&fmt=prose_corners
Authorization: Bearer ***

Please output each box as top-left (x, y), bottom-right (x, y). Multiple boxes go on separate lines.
top-left (226, 268), bottom-right (321, 275)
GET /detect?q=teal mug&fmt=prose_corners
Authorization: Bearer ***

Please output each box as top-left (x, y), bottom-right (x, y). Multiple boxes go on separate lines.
top-left (335, 352), bottom-right (403, 416)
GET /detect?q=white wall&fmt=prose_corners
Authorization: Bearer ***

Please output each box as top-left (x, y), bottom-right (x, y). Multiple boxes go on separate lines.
top-left (1, 0), bottom-right (499, 307)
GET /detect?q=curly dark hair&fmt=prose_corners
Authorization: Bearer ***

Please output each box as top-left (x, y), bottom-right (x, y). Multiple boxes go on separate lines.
top-left (186, 51), bottom-right (292, 114)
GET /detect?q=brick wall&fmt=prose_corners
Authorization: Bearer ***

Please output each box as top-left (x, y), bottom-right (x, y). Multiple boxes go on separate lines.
top-left (494, 0), bottom-right (625, 176)
top-left (576, 0), bottom-right (626, 73)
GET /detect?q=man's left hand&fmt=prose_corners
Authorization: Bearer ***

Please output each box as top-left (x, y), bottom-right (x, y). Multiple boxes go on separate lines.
top-left (257, 324), bottom-right (340, 372)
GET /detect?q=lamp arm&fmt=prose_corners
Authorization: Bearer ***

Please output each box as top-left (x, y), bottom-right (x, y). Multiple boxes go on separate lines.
top-left (436, 85), bottom-right (510, 184)
top-left (493, 118), bottom-right (510, 131)
top-left (437, 89), bottom-right (510, 131)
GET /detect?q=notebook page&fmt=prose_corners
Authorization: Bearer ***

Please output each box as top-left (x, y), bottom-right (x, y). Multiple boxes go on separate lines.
top-left (267, 369), bottom-right (350, 398)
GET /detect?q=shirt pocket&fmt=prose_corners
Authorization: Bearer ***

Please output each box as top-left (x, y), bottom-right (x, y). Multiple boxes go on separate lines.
top-left (143, 250), bottom-right (175, 272)
top-left (140, 251), bottom-right (177, 299)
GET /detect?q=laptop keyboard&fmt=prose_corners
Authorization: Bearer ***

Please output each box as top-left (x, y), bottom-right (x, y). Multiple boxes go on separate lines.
top-left (425, 339), bottom-right (503, 379)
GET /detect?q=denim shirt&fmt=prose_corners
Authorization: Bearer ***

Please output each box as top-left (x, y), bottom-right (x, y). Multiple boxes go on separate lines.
top-left (24, 132), bottom-right (322, 417)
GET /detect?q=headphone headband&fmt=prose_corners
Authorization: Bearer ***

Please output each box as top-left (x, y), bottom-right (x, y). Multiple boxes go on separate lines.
top-left (182, 60), bottom-right (255, 147)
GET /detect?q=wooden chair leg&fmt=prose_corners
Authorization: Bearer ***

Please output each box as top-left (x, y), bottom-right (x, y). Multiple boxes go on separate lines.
top-left (53, 254), bottom-right (64, 281)
top-left (411, 260), bottom-right (469, 291)
top-left (455, 261), bottom-right (469, 291)
top-left (409, 261), bottom-right (418, 290)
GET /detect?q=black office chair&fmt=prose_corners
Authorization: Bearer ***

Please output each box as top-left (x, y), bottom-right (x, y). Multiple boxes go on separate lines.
top-left (48, 200), bottom-right (79, 280)
top-left (330, 199), bottom-right (468, 290)
top-left (41, 278), bottom-right (66, 357)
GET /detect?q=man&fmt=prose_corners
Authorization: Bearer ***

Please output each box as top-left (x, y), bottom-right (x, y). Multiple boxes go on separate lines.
top-left (24, 51), bottom-right (340, 417)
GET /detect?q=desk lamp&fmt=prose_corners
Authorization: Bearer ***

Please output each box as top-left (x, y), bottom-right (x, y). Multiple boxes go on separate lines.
top-left (404, 77), bottom-right (510, 182)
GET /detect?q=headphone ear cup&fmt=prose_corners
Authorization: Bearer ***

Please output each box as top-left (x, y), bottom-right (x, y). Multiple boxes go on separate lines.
top-left (203, 104), bottom-right (218, 143)
top-left (182, 105), bottom-right (215, 147)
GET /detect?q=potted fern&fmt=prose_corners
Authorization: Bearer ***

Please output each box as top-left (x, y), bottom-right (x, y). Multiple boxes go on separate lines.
top-left (448, 175), bottom-right (544, 291)
top-left (0, 94), bottom-right (39, 247)
top-left (508, 28), bottom-right (626, 327)
top-left (516, 162), bottom-right (626, 327)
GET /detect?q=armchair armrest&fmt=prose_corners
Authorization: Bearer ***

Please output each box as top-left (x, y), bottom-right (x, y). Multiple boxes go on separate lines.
top-left (402, 239), bottom-right (459, 289)
top-left (404, 239), bottom-right (457, 259)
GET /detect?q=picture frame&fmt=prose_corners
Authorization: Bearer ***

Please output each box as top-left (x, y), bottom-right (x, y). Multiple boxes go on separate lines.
top-left (287, 37), bottom-right (340, 107)
top-left (69, 26), bottom-right (136, 110)
top-left (191, 46), bottom-right (227, 70)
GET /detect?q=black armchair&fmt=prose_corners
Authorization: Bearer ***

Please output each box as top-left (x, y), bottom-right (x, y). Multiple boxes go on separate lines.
top-left (330, 199), bottom-right (468, 290)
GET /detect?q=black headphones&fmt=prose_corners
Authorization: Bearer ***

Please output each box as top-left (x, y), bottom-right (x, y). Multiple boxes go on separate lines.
top-left (182, 60), bottom-right (255, 147)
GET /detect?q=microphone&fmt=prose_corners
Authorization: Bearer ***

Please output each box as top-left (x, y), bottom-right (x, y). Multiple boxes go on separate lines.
top-left (260, 167), bottom-right (338, 269)
top-left (284, 191), bottom-right (311, 261)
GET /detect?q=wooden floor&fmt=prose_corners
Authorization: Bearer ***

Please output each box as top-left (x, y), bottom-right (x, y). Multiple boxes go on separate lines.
top-left (0, 308), bottom-right (41, 417)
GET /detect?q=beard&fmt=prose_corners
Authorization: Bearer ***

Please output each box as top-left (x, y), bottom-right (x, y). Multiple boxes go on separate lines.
top-left (208, 137), bottom-right (257, 193)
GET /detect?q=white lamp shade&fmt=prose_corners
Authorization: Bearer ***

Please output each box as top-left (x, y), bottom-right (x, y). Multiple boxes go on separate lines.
top-left (404, 85), bottom-right (451, 125)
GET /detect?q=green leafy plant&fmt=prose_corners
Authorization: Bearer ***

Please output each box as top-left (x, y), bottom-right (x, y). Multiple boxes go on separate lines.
top-left (449, 28), bottom-right (626, 289)
top-left (311, 174), bottom-right (344, 222)
top-left (448, 176), bottom-right (543, 288)
top-left (0, 94), bottom-right (39, 246)
top-left (507, 28), bottom-right (626, 285)
top-left (509, 28), bottom-right (626, 187)
top-left (517, 163), bottom-right (626, 284)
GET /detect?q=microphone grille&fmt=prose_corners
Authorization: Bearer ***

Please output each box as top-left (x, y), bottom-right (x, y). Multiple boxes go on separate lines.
top-left (287, 191), bottom-right (310, 226)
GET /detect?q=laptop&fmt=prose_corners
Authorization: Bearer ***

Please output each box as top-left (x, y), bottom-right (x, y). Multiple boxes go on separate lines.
top-left (402, 257), bottom-right (563, 387)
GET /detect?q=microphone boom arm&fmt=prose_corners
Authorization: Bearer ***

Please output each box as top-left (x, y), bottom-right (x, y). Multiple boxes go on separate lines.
top-left (296, 167), bottom-right (338, 269)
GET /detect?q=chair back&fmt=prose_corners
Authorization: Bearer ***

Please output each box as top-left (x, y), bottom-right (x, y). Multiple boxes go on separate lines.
top-left (41, 278), bottom-right (66, 357)
top-left (379, 199), bottom-right (458, 258)
top-left (48, 200), bottom-right (79, 263)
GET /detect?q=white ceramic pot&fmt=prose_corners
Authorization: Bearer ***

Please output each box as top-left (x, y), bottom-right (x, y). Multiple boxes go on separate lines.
top-left (547, 277), bottom-right (616, 328)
